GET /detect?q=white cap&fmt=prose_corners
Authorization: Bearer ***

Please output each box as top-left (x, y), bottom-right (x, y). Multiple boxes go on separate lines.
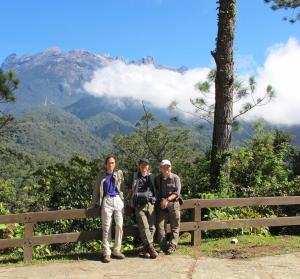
top-left (160, 159), bottom-right (171, 166)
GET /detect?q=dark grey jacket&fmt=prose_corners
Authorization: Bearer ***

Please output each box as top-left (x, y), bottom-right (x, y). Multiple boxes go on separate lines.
top-left (155, 173), bottom-right (181, 199)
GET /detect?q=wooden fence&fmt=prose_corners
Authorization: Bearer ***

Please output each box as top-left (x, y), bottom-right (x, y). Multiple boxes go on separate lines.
top-left (1, 196), bottom-right (300, 261)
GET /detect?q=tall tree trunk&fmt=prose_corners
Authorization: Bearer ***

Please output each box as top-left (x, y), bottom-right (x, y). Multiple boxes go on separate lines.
top-left (210, 0), bottom-right (236, 188)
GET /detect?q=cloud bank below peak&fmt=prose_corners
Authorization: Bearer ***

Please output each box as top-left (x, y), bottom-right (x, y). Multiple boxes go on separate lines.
top-left (84, 61), bottom-right (210, 113)
top-left (84, 37), bottom-right (300, 125)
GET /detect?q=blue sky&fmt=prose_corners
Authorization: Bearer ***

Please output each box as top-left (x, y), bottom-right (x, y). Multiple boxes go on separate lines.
top-left (1, 0), bottom-right (299, 69)
top-left (2, 0), bottom-right (300, 125)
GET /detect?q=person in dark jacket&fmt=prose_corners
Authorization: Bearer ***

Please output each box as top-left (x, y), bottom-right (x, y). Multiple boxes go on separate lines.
top-left (129, 158), bottom-right (158, 258)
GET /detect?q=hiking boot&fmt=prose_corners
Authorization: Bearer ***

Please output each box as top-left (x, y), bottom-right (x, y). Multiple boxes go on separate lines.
top-left (148, 244), bottom-right (158, 259)
top-left (165, 244), bottom-right (176, 255)
top-left (102, 254), bottom-right (111, 263)
top-left (112, 251), bottom-right (125, 259)
top-left (139, 247), bottom-right (150, 258)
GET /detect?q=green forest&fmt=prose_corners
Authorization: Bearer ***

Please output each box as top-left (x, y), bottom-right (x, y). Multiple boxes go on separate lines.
top-left (1, 110), bottom-right (300, 259)
top-left (1, 0), bottom-right (300, 261)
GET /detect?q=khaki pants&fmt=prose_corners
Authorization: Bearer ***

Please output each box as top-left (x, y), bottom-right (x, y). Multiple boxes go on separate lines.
top-left (101, 196), bottom-right (124, 256)
top-left (157, 201), bottom-right (180, 248)
top-left (135, 202), bottom-right (156, 246)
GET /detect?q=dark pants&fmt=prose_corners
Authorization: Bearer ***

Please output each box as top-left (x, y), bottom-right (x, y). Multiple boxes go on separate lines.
top-left (135, 202), bottom-right (156, 246)
top-left (157, 201), bottom-right (180, 249)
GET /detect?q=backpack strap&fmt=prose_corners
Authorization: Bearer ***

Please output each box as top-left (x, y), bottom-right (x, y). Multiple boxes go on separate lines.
top-left (148, 173), bottom-right (157, 197)
top-left (129, 172), bottom-right (139, 207)
top-left (131, 171), bottom-right (138, 193)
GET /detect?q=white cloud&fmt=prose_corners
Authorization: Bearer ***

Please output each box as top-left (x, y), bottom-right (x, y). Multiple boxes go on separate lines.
top-left (84, 60), bottom-right (210, 113)
top-left (84, 37), bottom-right (300, 125)
top-left (245, 37), bottom-right (300, 125)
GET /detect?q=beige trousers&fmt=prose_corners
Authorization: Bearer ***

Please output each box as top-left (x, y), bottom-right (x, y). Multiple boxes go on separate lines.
top-left (101, 196), bottom-right (124, 256)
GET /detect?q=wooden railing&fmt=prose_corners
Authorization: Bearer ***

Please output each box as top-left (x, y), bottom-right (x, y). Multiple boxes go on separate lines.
top-left (1, 196), bottom-right (300, 261)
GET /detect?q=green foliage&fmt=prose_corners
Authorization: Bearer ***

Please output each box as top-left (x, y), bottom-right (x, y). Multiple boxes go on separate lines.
top-left (0, 69), bottom-right (19, 132)
top-left (173, 70), bottom-right (275, 126)
top-left (0, 179), bottom-right (16, 207)
top-left (1, 107), bottom-right (107, 160)
top-left (265, 0), bottom-right (300, 23)
top-left (203, 207), bottom-right (272, 238)
top-left (0, 203), bottom-right (9, 215)
top-left (84, 112), bottom-right (135, 140)
top-left (2, 106), bottom-right (300, 259)
top-left (0, 69), bottom-right (19, 102)
top-left (31, 154), bottom-right (101, 211)
top-left (112, 112), bottom-right (195, 175)
top-left (230, 130), bottom-right (294, 197)
top-left (122, 236), bottom-right (135, 251)
top-left (0, 223), bottom-right (24, 239)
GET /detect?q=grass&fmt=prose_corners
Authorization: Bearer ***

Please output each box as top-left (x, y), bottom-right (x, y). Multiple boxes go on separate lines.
top-left (176, 232), bottom-right (300, 258)
top-left (1, 233), bottom-right (300, 265)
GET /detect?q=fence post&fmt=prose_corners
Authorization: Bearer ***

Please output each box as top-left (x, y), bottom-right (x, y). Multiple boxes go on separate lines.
top-left (24, 222), bottom-right (34, 261)
top-left (192, 202), bottom-right (201, 246)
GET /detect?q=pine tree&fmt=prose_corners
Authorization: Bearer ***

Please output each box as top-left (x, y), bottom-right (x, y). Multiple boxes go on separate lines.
top-left (0, 69), bottom-right (19, 132)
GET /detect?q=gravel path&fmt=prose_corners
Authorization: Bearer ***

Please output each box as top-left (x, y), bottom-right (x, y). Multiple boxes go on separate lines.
top-left (0, 252), bottom-right (300, 279)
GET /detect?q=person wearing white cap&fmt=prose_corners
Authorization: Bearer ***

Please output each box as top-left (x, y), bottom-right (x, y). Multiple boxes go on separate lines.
top-left (155, 159), bottom-right (181, 255)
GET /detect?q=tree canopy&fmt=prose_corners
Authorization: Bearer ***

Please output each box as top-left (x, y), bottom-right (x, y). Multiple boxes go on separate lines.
top-left (265, 0), bottom-right (300, 23)
top-left (0, 69), bottom-right (19, 132)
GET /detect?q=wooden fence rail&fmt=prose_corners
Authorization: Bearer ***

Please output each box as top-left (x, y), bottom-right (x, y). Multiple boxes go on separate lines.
top-left (1, 196), bottom-right (300, 261)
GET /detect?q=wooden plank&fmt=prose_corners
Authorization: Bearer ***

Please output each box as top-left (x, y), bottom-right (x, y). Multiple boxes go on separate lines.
top-left (191, 206), bottom-right (201, 246)
top-left (202, 216), bottom-right (300, 230)
top-left (1, 196), bottom-right (299, 225)
top-left (0, 213), bottom-right (27, 224)
top-left (0, 208), bottom-right (101, 224)
top-left (0, 238), bottom-right (25, 249)
top-left (31, 227), bottom-right (139, 246)
top-left (25, 208), bottom-right (101, 223)
top-left (180, 222), bottom-right (198, 232)
top-left (165, 222), bottom-right (197, 233)
top-left (180, 199), bottom-right (199, 210)
top-left (24, 223), bottom-right (34, 261)
top-left (199, 196), bottom-right (300, 208)
top-left (32, 230), bottom-right (102, 246)
top-left (30, 222), bottom-right (196, 247)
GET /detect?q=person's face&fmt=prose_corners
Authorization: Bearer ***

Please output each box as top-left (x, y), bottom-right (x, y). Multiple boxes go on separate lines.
top-left (106, 157), bottom-right (116, 173)
top-left (161, 164), bottom-right (171, 177)
top-left (139, 162), bottom-right (149, 174)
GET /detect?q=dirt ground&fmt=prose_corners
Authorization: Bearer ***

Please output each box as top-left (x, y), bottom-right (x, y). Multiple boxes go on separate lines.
top-left (0, 252), bottom-right (300, 279)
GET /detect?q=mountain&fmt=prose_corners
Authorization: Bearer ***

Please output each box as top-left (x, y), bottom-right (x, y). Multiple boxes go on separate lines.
top-left (1, 48), bottom-right (186, 114)
top-left (1, 48), bottom-right (108, 111)
top-left (83, 112), bottom-right (135, 140)
top-left (0, 48), bottom-right (187, 160)
top-left (2, 107), bottom-right (108, 160)
top-left (65, 95), bottom-right (176, 123)
top-left (0, 48), bottom-right (184, 159)
top-left (1, 47), bottom-right (300, 162)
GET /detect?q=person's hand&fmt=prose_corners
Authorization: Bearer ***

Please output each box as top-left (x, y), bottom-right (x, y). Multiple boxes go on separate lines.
top-left (160, 198), bottom-right (169, 210)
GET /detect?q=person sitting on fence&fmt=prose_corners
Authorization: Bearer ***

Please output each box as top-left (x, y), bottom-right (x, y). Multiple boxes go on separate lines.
top-left (90, 154), bottom-right (125, 263)
top-left (155, 159), bottom-right (181, 255)
top-left (129, 158), bottom-right (158, 259)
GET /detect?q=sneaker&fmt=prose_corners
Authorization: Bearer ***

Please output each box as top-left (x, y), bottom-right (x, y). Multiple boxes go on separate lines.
top-left (148, 244), bottom-right (158, 259)
top-left (165, 244), bottom-right (176, 255)
top-left (102, 254), bottom-right (111, 263)
top-left (112, 251), bottom-right (125, 259)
